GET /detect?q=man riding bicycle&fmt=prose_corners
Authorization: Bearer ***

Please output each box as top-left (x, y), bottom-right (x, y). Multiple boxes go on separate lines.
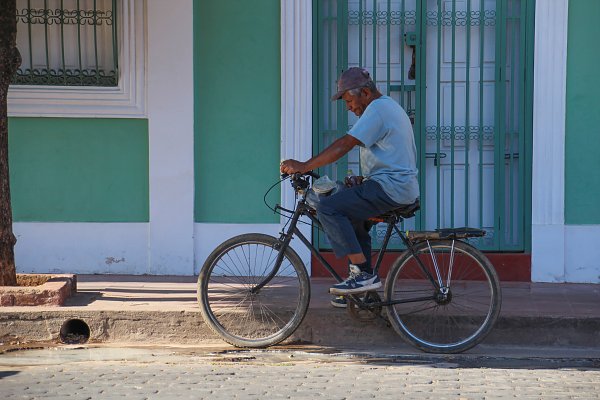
top-left (280, 67), bottom-right (419, 303)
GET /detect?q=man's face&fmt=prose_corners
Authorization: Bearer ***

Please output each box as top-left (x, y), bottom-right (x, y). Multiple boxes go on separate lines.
top-left (341, 89), bottom-right (370, 117)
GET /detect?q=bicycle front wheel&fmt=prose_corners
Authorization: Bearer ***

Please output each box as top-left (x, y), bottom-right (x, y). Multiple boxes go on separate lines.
top-left (198, 233), bottom-right (310, 348)
top-left (385, 240), bottom-right (501, 353)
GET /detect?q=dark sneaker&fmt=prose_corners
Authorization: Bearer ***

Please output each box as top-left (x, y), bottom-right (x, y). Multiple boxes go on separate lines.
top-left (330, 264), bottom-right (361, 308)
top-left (330, 295), bottom-right (347, 308)
top-left (329, 272), bottom-right (382, 295)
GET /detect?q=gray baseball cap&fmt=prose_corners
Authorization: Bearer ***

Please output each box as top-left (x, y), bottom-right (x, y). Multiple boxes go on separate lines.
top-left (331, 67), bottom-right (373, 100)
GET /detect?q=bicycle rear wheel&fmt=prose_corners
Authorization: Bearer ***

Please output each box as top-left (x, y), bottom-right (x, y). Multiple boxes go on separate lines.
top-left (384, 240), bottom-right (501, 353)
top-left (198, 233), bottom-right (310, 348)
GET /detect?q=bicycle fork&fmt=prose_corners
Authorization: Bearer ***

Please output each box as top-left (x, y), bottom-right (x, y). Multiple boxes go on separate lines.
top-left (249, 204), bottom-right (304, 294)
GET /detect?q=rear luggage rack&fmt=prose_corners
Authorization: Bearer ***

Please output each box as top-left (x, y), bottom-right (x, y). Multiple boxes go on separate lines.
top-left (406, 227), bottom-right (486, 242)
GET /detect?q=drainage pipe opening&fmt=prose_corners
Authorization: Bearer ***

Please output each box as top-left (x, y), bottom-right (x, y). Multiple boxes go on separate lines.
top-left (59, 319), bottom-right (90, 344)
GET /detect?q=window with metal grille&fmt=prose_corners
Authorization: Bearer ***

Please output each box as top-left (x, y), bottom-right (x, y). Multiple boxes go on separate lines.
top-left (12, 0), bottom-right (118, 87)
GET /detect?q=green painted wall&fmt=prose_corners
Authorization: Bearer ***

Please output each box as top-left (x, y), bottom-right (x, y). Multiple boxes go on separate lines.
top-left (9, 118), bottom-right (149, 222)
top-left (565, 0), bottom-right (600, 224)
top-left (194, 0), bottom-right (281, 223)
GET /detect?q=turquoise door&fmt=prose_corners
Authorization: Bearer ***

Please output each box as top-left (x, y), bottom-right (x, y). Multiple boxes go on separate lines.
top-left (314, 0), bottom-right (533, 251)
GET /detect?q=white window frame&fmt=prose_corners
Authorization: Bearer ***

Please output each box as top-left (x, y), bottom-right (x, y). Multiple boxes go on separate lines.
top-left (7, 0), bottom-right (146, 118)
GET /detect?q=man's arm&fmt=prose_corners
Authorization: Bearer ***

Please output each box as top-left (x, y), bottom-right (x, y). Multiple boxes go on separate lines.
top-left (280, 134), bottom-right (362, 174)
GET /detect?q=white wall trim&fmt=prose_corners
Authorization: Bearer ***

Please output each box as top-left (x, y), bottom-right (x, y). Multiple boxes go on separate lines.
top-left (7, 0), bottom-right (146, 118)
top-left (14, 223), bottom-right (149, 275)
top-left (278, 0), bottom-right (314, 269)
top-left (531, 0), bottom-right (569, 282)
top-left (146, 0), bottom-right (195, 275)
top-left (564, 225), bottom-right (600, 283)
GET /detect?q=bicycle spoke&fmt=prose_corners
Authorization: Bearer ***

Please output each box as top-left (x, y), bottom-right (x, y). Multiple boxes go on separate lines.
top-left (396, 302), bottom-right (441, 316)
top-left (444, 299), bottom-right (491, 315)
top-left (216, 255), bottom-right (246, 280)
top-left (223, 252), bottom-right (252, 287)
top-left (256, 244), bottom-right (277, 278)
top-left (208, 288), bottom-right (248, 303)
top-left (256, 298), bottom-right (288, 327)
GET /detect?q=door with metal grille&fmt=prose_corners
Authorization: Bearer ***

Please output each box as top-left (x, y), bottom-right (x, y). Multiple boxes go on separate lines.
top-left (314, 0), bottom-right (532, 251)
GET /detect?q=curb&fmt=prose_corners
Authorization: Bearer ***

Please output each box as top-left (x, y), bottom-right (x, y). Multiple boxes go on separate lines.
top-left (2, 308), bottom-right (599, 349)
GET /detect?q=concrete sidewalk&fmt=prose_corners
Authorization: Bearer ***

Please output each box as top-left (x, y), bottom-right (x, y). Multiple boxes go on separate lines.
top-left (1, 275), bottom-right (599, 349)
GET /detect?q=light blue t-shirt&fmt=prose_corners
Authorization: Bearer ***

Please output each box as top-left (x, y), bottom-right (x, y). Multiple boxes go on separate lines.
top-left (348, 96), bottom-right (419, 205)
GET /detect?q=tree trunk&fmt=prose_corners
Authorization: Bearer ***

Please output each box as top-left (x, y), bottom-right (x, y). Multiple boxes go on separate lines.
top-left (0, 0), bottom-right (20, 286)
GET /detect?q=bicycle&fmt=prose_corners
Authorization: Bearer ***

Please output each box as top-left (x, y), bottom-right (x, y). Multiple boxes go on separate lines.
top-left (197, 172), bottom-right (501, 354)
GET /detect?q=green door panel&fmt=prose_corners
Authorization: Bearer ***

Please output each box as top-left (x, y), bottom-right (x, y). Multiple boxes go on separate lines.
top-left (565, 0), bottom-right (600, 225)
top-left (194, 0), bottom-right (281, 223)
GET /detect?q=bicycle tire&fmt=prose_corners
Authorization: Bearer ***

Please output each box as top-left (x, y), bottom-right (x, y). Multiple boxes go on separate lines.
top-left (384, 240), bottom-right (501, 353)
top-left (198, 233), bottom-right (310, 348)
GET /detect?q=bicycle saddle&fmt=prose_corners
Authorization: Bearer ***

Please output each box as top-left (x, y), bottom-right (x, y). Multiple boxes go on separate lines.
top-left (371, 198), bottom-right (420, 221)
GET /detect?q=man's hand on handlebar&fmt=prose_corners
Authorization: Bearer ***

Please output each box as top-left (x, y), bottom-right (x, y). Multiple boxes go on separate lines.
top-left (280, 159), bottom-right (308, 175)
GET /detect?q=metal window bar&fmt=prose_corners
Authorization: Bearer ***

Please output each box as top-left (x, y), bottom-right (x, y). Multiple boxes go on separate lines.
top-left (12, 0), bottom-right (118, 87)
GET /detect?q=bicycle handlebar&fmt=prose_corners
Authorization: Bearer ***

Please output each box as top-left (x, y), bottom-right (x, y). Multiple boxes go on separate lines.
top-left (280, 171), bottom-right (320, 180)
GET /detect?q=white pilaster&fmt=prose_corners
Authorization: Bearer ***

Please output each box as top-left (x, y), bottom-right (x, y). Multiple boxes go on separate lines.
top-left (147, 1), bottom-right (195, 274)
top-left (280, 0), bottom-right (314, 270)
top-left (281, 0), bottom-right (313, 184)
top-left (531, 0), bottom-right (569, 282)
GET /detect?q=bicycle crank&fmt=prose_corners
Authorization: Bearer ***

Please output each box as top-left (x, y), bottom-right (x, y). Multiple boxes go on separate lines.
top-left (347, 291), bottom-right (383, 322)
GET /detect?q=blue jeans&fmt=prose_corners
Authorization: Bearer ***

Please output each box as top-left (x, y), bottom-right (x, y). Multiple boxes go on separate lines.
top-left (315, 180), bottom-right (404, 273)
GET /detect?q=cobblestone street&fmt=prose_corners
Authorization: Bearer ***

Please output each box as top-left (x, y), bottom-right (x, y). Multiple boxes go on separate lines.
top-left (1, 346), bottom-right (599, 399)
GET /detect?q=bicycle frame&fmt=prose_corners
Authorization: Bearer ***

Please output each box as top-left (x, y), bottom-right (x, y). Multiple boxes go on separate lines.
top-left (252, 196), bottom-right (442, 309)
